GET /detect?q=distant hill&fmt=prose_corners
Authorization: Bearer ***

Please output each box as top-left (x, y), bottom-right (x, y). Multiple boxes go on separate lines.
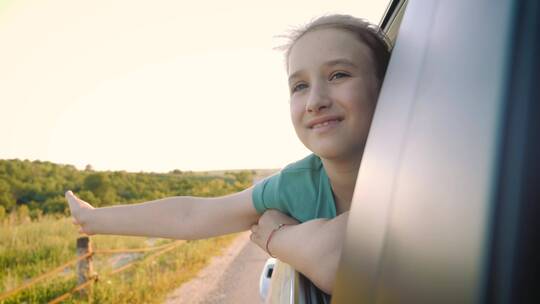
top-left (0, 159), bottom-right (275, 216)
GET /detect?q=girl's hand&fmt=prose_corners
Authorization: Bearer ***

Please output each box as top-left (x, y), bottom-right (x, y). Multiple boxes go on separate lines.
top-left (65, 190), bottom-right (95, 235)
top-left (250, 209), bottom-right (299, 255)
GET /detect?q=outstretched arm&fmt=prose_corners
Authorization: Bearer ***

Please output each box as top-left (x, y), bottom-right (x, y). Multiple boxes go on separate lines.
top-left (250, 210), bottom-right (348, 295)
top-left (66, 187), bottom-right (260, 240)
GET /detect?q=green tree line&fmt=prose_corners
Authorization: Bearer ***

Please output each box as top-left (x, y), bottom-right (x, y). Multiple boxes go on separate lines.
top-left (0, 159), bottom-right (255, 218)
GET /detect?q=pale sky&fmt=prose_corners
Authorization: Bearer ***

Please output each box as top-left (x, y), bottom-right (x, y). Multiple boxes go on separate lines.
top-left (0, 0), bottom-right (388, 173)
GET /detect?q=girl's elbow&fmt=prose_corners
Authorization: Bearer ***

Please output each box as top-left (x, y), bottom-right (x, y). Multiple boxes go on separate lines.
top-left (305, 252), bottom-right (339, 295)
top-left (318, 277), bottom-right (335, 295)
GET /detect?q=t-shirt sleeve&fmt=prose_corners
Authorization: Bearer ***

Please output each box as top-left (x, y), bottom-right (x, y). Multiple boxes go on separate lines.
top-left (252, 172), bottom-right (287, 214)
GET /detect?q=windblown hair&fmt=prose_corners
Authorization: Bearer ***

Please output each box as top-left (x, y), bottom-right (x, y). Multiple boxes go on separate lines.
top-left (277, 14), bottom-right (392, 85)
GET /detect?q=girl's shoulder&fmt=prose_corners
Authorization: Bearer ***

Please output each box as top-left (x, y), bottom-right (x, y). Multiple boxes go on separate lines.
top-left (281, 154), bottom-right (323, 173)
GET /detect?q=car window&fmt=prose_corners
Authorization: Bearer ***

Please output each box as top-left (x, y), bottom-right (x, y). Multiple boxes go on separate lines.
top-left (333, 0), bottom-right (540, 303)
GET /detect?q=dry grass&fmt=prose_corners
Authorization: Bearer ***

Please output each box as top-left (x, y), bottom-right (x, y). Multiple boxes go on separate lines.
top-left (0, 215), bottom-right (238, 303)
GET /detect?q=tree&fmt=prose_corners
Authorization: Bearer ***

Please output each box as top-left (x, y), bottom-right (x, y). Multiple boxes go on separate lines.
top-left (83, 173), bottom-right (117, 205)
top-left (0, 179), bottom-right (15, 211)
top-left (43, 196), bottom-right (67, 214)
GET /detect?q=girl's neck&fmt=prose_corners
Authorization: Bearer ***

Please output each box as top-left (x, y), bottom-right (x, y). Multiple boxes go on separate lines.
top-left (321, 154), bottom-right (362, 215)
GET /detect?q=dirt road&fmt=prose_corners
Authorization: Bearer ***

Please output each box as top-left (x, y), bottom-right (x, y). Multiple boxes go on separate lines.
top-left (164, 231), bottom-right (269, 304)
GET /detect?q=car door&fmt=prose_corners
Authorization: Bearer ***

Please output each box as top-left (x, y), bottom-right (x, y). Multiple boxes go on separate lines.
top-left (333, 0), bottom-right (539, 303)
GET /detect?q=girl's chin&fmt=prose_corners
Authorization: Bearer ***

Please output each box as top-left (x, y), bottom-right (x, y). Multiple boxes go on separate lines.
top-left (309, 146), bottom-right (345, 160)
top-left (309, 143), bottom-right (365, 161)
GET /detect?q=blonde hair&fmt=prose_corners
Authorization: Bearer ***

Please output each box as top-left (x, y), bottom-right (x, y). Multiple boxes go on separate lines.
top-left (278, 14), bottom-right (392, 85)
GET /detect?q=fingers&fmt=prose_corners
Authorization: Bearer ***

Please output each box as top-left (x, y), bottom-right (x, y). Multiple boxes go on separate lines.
top-left (66, 190), bottom-right (91, 235)
top-left (65, 190), bottom-right (80, 205)
top-left (65, 190), bottom-right (80, 202)
top-left (65, 190), bottom-right (77, 209)
top-left (65, 190), bottom-right (84, 209)
top-left (65, 190), bottom-right (81, 201)
top-left (66, 190), bottom-right (95, 210)
top-left (250, 225), bottom-right (258, 241)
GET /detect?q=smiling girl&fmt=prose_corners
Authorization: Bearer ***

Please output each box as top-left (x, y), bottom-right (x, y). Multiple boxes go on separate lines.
top-left (66, 14), bottom-right (391, 295)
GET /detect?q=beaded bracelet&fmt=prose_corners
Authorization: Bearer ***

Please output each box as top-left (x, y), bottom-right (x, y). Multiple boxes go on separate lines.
top-left (266, 223), bottom-right (290, 258)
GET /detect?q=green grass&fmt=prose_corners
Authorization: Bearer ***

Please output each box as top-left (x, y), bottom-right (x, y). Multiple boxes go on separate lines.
top-left (0, 215), bottom-right (238, 303)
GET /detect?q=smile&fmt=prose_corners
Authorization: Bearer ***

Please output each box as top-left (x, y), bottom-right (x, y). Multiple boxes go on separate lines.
top-left (307, 115), bottom-right (344, 129)
top-left (312, 119), bottom-right (341, 129)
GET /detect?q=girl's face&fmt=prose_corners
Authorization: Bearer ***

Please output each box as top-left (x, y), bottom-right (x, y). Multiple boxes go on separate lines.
top-left (288, 28), bottom-right (380, 161)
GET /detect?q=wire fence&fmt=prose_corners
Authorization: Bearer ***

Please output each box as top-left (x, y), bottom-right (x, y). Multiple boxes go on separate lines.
top-left (0, 237), bottom-right (186, 303)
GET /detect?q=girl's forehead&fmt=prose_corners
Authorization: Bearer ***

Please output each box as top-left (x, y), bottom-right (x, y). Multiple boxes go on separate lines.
top-left (288, 28), bottom-right (372, 76)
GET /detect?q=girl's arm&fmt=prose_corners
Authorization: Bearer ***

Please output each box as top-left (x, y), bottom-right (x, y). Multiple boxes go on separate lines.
top-left (251, 210), bottom-right (348, 295)
top-left (66, 187), bottom-right (260, 239)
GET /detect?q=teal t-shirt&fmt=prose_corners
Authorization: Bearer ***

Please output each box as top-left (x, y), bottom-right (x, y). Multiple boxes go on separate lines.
top-left (252, 154), bottom-right (337, 223)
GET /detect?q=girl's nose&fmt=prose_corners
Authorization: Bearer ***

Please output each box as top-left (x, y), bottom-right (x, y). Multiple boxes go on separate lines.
top-left (306, 83), bottom-right (331, 113)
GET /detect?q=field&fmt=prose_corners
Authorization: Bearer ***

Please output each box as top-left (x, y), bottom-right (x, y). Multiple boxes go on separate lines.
top-left (0, 159), bottom-right (277, 303)
top-left (0, 214), bottom-right (238, 303)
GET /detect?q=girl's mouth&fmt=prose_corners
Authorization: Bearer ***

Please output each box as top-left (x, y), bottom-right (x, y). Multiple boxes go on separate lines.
top-left (307, 115), bottom-right (344, 129)
top-left (311, 119), bottom-right (341, 133)
top-left (312, 119), bottom-right (341, 129)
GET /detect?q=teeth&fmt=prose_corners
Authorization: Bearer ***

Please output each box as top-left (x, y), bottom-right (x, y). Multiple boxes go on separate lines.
top-left (313, 119), bottom-right (339, 129)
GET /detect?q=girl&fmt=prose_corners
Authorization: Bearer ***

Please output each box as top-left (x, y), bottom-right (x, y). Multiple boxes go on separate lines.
top-left (66, 14), bottom-right (391, 295)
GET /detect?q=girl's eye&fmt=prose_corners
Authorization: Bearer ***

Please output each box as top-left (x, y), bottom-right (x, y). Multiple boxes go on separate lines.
top-left (291, 83), bottom-right (308, 93)
top-left (329, 72), bottom-right (350, 81)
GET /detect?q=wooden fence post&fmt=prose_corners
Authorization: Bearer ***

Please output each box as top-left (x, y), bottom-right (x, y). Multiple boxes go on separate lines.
top-left (76, 237), bottom-right (94, 297)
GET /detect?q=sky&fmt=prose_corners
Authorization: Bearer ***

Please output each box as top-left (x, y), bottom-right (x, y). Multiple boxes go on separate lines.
top-left (0, 0), bottom-right (388, 173)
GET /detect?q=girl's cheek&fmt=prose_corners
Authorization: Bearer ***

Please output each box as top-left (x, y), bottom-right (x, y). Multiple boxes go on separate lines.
top-left (290, 99), bottom-right (302, 114)
top-left (291, 104), bottom-right (306, 126)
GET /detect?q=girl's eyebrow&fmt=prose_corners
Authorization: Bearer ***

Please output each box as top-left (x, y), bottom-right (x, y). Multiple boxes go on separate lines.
top-left (288, 70), bottom-right (304, 85)
top-left (324, 58), bottom-right (359, 69)
top-left (288, 58), bottom-right (359, 85)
